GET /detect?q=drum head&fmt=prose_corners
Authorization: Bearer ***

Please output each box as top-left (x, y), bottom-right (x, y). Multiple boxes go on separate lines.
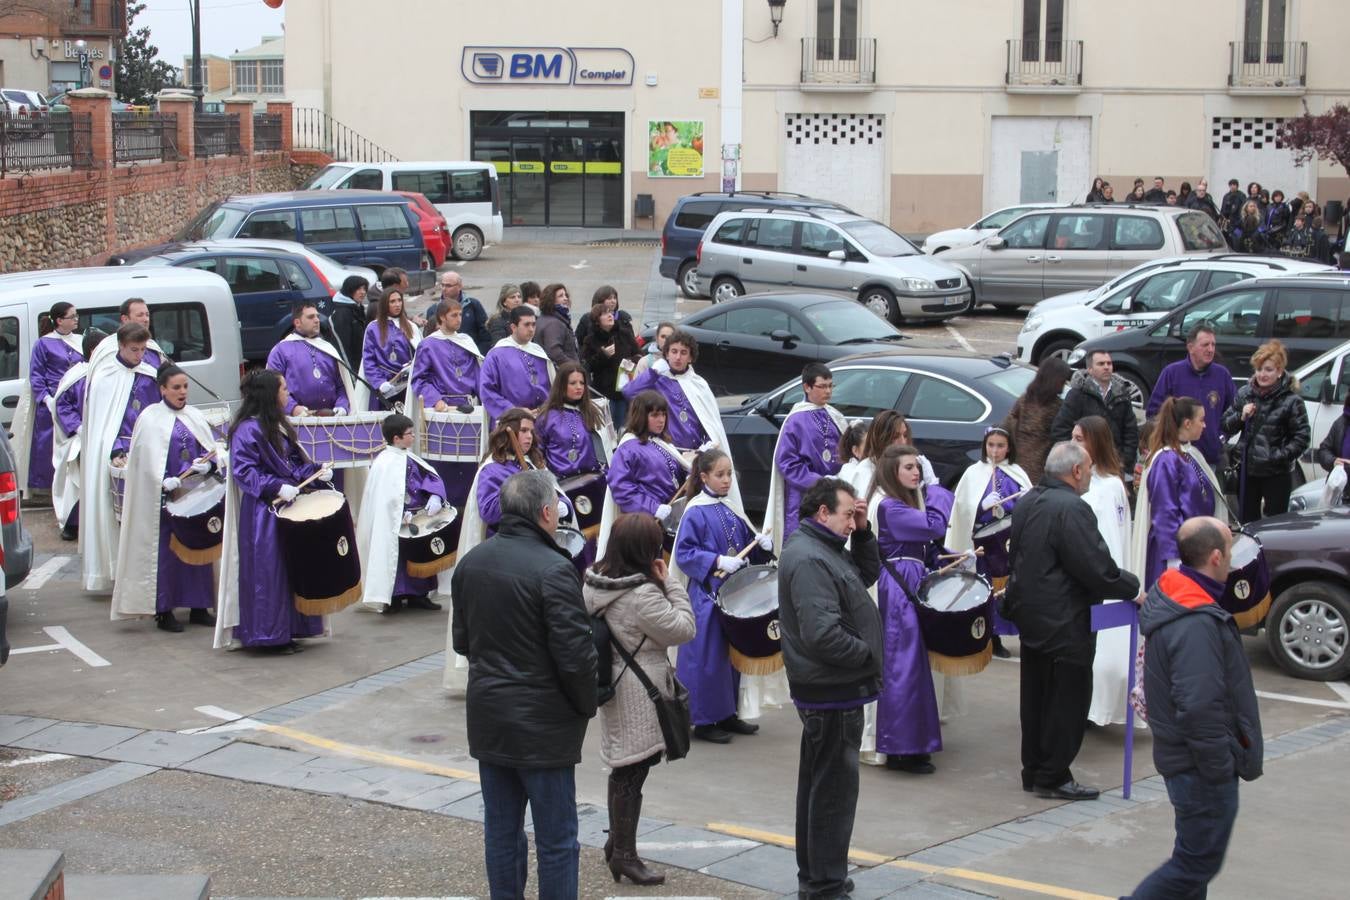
top-left (276, 489), bottom-right (346, 522)
top-left (399, 507), bottom-right (459, 539)
top-left (1230, 532), bottom-right (1261, 567)
top-left (718, 565), bottom-right (778, 619)
top-left (973, 517), bottom-right (1012, 540)
top-left (166, 477), bottom-right (226, 517)
top-left (661, 495), bottom-right (688, 535)
top-left (554, 526), bottom-right (587, 556)
top-left (919, 570), bottom-right (991, 613)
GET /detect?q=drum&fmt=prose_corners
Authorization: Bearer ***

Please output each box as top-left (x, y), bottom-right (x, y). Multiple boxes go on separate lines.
top-left (419, 408), bottom-right (486, 463)
top-left (164, 476), bottom-right (227, 565)
top-left (555, 525), bottom-right (587, 559)
top-left (715, 564), bottom-right (783, 675)
top-left (289, 412), bottom-right (388, 469)
top-left (201, 405), bottom-right (232, 445)
top-left (560, 472), bottom-right (606, 540)
top-left (971, 517), bottom-right (1013, 590)
top-left (273, 490), bottom-right (363, 616)
top-left (659, 494), bottom-right (689, 559)
top-left (398, 506), bottom-right (460, 578)
top-left (916, 569), bottom-right (994, 676)
top-left (1222, 531), bottom-right (1272, 630)
top-left (108, 462), bottom-right (127, 524)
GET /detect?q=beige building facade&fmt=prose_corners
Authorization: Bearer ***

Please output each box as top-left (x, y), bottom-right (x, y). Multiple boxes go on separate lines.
top-left (283, 0), bottom-right (1350, 231)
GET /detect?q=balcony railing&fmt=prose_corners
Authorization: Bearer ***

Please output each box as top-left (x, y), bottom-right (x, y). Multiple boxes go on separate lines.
top-left (194, 112), bottom-right (241, 158)
top-left (1228, 41), bottom-right (1307, 91)
top-left (0, 112), bottom-right (93, 176)
top-left (113, 111), bottom-right (178, 164)
top-left (253, 113), bottom-right (283, 151)
top-left (293, 107), bottom-right (398, 163)
top-left (800, 38), bottom-right (876, 87)
top-left (1006, 40), bottom-right (1083, 89)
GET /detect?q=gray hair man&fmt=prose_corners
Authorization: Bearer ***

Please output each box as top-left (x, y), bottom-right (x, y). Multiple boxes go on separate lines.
top-left (1006, 442), bottom-right (1140, 801)
top-left (450, 468), bottom-right (597, 900)
top-left (425, 270), bottom-right (492, 351)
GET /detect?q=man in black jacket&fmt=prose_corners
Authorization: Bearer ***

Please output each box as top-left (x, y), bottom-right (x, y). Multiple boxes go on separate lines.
top-left (778, 477), bottom-right (882, 900)
top-left (1127, 517), bottom-right (1262, 899)
top-left (1144, 176), bottom-right (1168, 204)
top-left (1219, 178), bottom-right (1245, 227)
top-left (451, 469), bottom-right (597, 900)
top-left (425, 271), bottom-right (492, 352)
top-left (1005, 442), bottom-right (1140, 800)
top-left (1051, 350), bottom-right (1139, 478)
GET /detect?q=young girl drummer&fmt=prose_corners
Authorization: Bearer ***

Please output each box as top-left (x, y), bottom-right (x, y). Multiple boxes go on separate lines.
top-left (670, 448), bottom-right (772, 745)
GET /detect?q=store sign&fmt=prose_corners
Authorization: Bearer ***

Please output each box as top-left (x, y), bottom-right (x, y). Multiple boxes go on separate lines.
top-left (462, 46), bottom-right (634, 87)
top-left (62, 41), bottom-right (106, 60)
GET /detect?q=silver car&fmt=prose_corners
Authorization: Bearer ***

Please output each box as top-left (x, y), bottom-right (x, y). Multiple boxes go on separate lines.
top-left (694, 207), bottom-right (971, 324)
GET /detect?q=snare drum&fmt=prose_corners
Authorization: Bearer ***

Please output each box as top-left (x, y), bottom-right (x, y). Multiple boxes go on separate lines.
top-left (715, 564), bottom-right (783, 675)
top-left (108, 462), bottom-right (127, 524)
top-left (916, 569), bottom-right (994, 676)
top-left (419, 408), bottom-right (486, 463)
top-left (1222, 531), bottom-right (1273, 629)
top-left (971, 517), bottom-right (1013, 590)
top-left (165, 476), bottom-right (227, 565)
top-left (274, 490), bottom-right (362, 616)
top-left (554, 525), bottom-right (589, 578)
top-left (399, 507), bottom-right (460, 577)
top-left (659, 495), bottom-right (689, 560)
top-left (289, 412), bottom-right (388, 469)
top-left (559, 472), bottom-right (606, 539)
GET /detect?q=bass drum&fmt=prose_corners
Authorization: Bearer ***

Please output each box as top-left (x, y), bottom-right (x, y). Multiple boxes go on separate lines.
top-left (715, 564), bottom-right (783, 675)
top-left (399, 507), bottom-right (460, 578)
top-left (274, 490), bottom-right (363, 616)
top-left (916, 569), bottom-right (993, 676)
top-left (165, 476), bottom-right (227, 565)
top-left (1222, 531), bottom-right (1273, 630)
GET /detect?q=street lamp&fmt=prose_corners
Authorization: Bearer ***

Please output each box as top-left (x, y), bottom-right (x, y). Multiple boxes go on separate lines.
top-left (74, 39), bottom-right (90, 88)
top-left (188, 0), bottom-right (203, 111)
top-left (767, 0), bottom-right (787, 37)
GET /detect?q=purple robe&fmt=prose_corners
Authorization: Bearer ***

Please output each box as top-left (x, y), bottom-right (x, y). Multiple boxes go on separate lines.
top-left (1145, 360), bottom-right (1236, 466)
top-left (972, 468), bottom-right (1022, 584)
top-left (266, 336), bottom-right (351, 414)
top-left (607, 439), bottom-right (683, 515)
top-left (477, 459), bottom-right (523, 532)
top-left (674, 496), bottom-right (771, 725)
top-left (622, 368), bottom-right (708, 450)
top-left (479, 344), bottom-right (550, 424)
top-left (774, 407), bottom-right (843, 538)
top-left (411, 335), bottom-right (480, 408)
top-left (229, 418), bottom-right (324, 647)
top-left (55, 376), bottom-right (87, 530)
top-left (361, 321), bottom-right (416, 411)
top-left (535, 407), bottom-right (601, 478)
top-left (27, 335), bottom-right (83, 488)
top-left (394, 458), bottom-right (449, 599)
top-left (875, 486), bottom-right (955, 757)
top-left (156, 418), bottom-right (215, 613)
top-left (1144, 449), bottom-right (1216, 588)
top-left (112, 368), bottom-right (162, 455)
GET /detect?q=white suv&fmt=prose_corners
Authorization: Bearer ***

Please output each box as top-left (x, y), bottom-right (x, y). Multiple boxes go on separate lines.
top-left (1016, 253), bottom-right (1333, 364)
top-left (694, 207), bottom-right (971, 324)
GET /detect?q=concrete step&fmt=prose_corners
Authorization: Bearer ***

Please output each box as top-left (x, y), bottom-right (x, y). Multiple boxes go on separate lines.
top-left (64, 874), bottom-right (210, 900)
top-left (0, 848), bottom-right (65, 900)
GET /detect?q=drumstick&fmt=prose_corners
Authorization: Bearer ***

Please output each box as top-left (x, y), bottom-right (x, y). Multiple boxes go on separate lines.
top-left (937, 548), bottom-right (985, 561)
top-left (173, 448), bottom-right (217, 480)
top-left (713, 538), bottom-right (760, 579)
top-left (934, 553), bottom-right (978, 578)
top-left (271, 463), bottom-right (332, 507)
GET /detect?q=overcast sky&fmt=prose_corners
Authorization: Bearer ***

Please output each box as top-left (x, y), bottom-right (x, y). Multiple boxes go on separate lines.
top-left (135, 0), bottom-right (284, 69)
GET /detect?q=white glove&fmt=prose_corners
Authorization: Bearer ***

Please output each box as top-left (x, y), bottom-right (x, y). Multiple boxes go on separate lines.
top-left (402, 511), bottom-right (414, 524)
top-left (162, 476), bottom-right (181, 492)
top-left (697, 440), bottom-right (716, 452)
top-left (426, 495), bottom-right (444, 516)
top-left (278, 484), bottom-right (300, 502)
top-left (556, 499), bottom-right (570, 519)
top-left (756, 531), bottom-right (773, 551)
top-left (652, 358), bottom-right (671, 376)
top-left (1166, 558), bottom-right (1180, 570)
top-left (919, 455), bottom-right (939, 487)
top-left (379, 381), bottom-right (393, 394)
top-left (716, 555), bottom-right (746, 574)
top-left (333, 406), bottom-right (347, 416)
top-left (190, 459), bottom-right (211, 475)
top-left (654, 503), bottom-right (672, 520)
top-left (316, 467), bottom-right (334, 483)
top-left (980, 494), bottom-right (1002, 511)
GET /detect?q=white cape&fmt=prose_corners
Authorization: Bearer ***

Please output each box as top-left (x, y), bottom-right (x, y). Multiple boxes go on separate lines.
top-left (354, 322), bottom-right (421, 413)
top-left (11, 331), bottom-right (84, 497)
top-left (491, 335), bottom-right (557, 387)
top-left (1129, 444), bottom-right (1227, 579)
top-left (89, 333), bottom-right (164, 369)
top-left (944, 461), bottom-right (1031, 553)
top-left (761, 402), bottom-right (849, 552)
top-left (357, 445), bottom-right (449, 610)
top-left (404, 330), bottom-right (481, 410)
top-left (49, 361), bottom-right (89, 526)
top-left (279, 333), bottom-right (359, 411)
top-left (1085, 468), bottom-right (1140, 727)
top-left (658, 365), bottom-right (743, 509)
top-left (111, 403), bottom-right (223, 619)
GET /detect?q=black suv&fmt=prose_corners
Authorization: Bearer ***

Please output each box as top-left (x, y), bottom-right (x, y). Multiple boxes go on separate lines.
top-left (1068, 271), bottom-right (1350, 406)
top-left (659, 191), bottom-right (853, 298)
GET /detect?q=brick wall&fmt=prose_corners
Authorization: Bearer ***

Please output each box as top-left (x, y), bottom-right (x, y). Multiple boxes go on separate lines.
top-left (0, 91), bottom-right (298, 273)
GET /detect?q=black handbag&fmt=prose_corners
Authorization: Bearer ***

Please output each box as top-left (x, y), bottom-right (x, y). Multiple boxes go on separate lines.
top-left (610, 634), bottom-right (691, 762)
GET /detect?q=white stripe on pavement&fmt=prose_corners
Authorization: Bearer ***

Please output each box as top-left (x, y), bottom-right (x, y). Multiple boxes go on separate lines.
top-left (19, 555), bottom-right (70, 591)
top-left (0, 753), bottom-right (72, 767)
top-left (43, 626), bottom-right (110, 667)
top-left (945, 325), bottom-right (975, 353)
top-left (636, 839), bottom-right (757, 851)
top-left (178, 705), bottom-right (265, 734)
top-left (9, 644), bottom-right (62, 656)
top-left (1326, 681), bottom-right (1350, 705)
top-left (1255, 689), bottom-right (1350, 710)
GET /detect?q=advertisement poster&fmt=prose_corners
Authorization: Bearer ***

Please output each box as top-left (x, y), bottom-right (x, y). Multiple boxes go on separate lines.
top-left (648, 120), bottom-right (704, 177)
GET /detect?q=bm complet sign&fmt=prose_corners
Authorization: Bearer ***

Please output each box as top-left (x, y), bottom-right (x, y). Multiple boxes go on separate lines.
top-left (462, 47), bottom-right (634, 86)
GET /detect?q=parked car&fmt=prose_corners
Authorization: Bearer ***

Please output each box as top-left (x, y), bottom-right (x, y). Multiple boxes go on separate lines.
top-left (0, 423), bottom-right (34, 593)
top-left (1067, 271), bottom-right (1350, 408)
top-left (695, 207), bottom-right (971, 325)
top-left (1244, 505), bottom-right (1350, 681)
top-left (304, 161), bottom-right (502, 261)
top-left (920, 203), bottom-right (1059, 255)
top-left (937, 203), bottom-right (1227, 308)
top-left (1017, 255), bottom-right (1332, 364)
top-left (639, 293), bottom-right (956, 396)
top-left (0, 88), bottom-right (49, 118)
top-left (721, 351), bottom-right (1035, 515)
top-left (109, 238), bottom-right (377, 295)
top-left (659, 191), bottom-right (854, 298)
top-left (396, 190), bottom-right (449, 269)
top-left (1284, 338), bottom-right (1350, 484)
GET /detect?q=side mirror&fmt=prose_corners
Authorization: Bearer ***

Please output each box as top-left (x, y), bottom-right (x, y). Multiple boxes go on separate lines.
top-left (986, 236), bottom-right (1007, 250)
top-left (769, 329), bottom-right (796, 344)
top-left (1319, 379), bottom-right (1334, 404)
top-left (827, 249), bottom-right (846, 261)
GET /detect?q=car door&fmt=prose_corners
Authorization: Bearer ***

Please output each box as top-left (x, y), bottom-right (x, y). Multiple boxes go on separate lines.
top-left (1269, 287), bottom-right (1349, 371)
top-left (1044, 212), bottom-right (1109, 298)
top-left (0, 304), bottom-right (26, 432)
top-left (711, 304), bottom-right (804, 396)
top-left (1107, 215), bottom-right (1167, 277)
top-left (298, 206), bottom-right (362, 266)
top-left (978, 213), bottom-right (1050, 305)
top-left (1294, 350), bottom-right (1349, 482)
top-left (900, 372), bottom-right (993, 484)
top-left (738, 217), bottom-right (798, 294)
top-left (209, 255), bottom-right (307, 360)
top-left (1173, 286), bottom-right (1272, 382)
top-left (353, 203), bottom-right (422, 272)
top-left (794, 220), bottom-right (862, 297)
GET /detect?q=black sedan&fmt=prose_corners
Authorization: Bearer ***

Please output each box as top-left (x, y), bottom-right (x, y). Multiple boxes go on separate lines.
top-left (644, 293), bottom-right (956, 396)
top-left (721, 350), bottom-right (1035, 516)
top-left (1244, 505), bottom-right (1350, 681)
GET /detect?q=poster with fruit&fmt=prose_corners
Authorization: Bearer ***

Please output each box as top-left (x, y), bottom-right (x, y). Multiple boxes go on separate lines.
top-left (648, 120), bottom-right (704, 177)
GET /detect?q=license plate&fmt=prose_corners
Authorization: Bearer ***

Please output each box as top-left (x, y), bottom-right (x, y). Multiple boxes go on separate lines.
top-left (944, 293), bottom-right (971, 306)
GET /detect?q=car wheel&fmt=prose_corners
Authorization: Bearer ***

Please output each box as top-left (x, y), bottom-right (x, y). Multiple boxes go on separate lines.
top-left (451, 227), bottom-right (483, 261)
top-left (677, 261), bottom-right (703, 298)
top-left (1116, 369), bottom-right (1149, 412)
top-left (860, 286), bottom-right (900, 325)
top-left (1036, 337), bottom-right (1079, 364)
top-left (424, 251), bottom-right (438, 272)
top-left (711, 277), bottom-right (743, 304)
top-left (1265, 582), bottom-right (1350, 681)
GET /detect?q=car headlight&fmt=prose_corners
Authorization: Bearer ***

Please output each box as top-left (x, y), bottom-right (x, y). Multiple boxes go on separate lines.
top-left (900, 277), bottom-right (936, 292)
top-left (1066, 348), bottom-right (1086, 365)
top-left (1022, 314), bottom-right (1043, 333)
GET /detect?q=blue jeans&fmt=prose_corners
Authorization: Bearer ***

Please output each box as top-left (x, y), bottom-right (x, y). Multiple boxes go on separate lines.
top-left (478, 762), bottom-right (579, 900)
top-left (1128, 770), bottom-right (1240, 900)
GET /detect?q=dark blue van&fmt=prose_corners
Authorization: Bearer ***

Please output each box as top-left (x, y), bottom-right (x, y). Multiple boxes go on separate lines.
top-left (174, 191), bottom-right (431, 290)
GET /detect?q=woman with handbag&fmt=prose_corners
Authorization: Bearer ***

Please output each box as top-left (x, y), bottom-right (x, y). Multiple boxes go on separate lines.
top-left (583, 513), bottom-right (696, 886)
top-left (1221, 340), bottom-right (1310, 522)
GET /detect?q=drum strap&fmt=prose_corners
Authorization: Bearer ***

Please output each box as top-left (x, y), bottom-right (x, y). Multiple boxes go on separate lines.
top-left (881, 557), bottom-right (923, 608)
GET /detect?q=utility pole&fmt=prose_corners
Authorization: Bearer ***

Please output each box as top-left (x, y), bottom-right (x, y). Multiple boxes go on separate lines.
top-left (190, 0), bottom-right (203, 111)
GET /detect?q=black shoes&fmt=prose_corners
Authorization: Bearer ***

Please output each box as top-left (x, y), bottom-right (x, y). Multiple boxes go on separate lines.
top-left (992, 636), bottom-right (1012, 659)
top-left (717, 716), bottom-right (759, 736)
top-left (59, 526), bottom-right (77, 541)
top-left (886, 753), bottom-right (937, 775)
top-left (155, 612), bottom-right (183, 633)
top-left (693, 724), bottom-right (732, 744)
top-left (405, 595), bottom-right (443, 611)
top-left (1035, 780), bottom-right (1100, 801)
top-left (381, 597), bottom-right (405, 615)
top-left (188, 608), bottom-right (216, 627)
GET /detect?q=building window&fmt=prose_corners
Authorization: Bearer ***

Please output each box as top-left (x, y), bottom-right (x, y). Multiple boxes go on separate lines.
top-left (815, 0), bottom-right (859, 60)
top-left (1022, 0), bottom-right (1066, 62)
top-left (260, 59), bottom-right (283, 94)
top-left (233, 61), bottom-right (257, 93)
top-left (1244, 0), bottom-right (1289, 62)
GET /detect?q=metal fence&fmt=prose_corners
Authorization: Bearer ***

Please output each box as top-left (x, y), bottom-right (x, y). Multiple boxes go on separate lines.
top-left (253, 112), bottom-right (283, 151)
top-left (1006, 40), bottom-right (1084, 87)
top-left (113, 111), bottom-right (178, 164)
top-left (800, 38), bottom-right (877, 85)
top-left (293, 107), bottom-right (397, 163)
top-left (1229, 41), bottom-right (1307, 88)
top-left (194, 112), bottom-right (241, 158)
top-left (0, 112), bottom-right (93, 176)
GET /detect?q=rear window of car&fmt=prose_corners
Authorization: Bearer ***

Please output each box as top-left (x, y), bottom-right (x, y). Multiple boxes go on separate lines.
top-left (674, 201), bottom-right (723, 231)
top-left (356, 204), bottom-right (413, 241)
top-left (392, 171), bottom-right (449, 204)
top-left (907, 375), bottom-right (986, 422)
top-left (0, 316), bottom-right (19, 379)
top-left (78, 303), bottom-right (212, 363)
top-left (450, 170), bottom-right (493, 203)
top-left (1272, 288), bottom-right (1347, 340)
top-left (1177, 212), bottom-right (1226, 251)
top-left (300, 207), bottom-right (358, 243)
top-left (751, 218), bottom-right (795, 252)
top-left (1112, 216), bottom-right (1165, 250)
top-left (238, 210), bottom-right (298, 242)
top-left (980, 366), bottom-right (1037, 400)
top-left (2, 90), bottom-right (29, 103)
top-left (1050, 214), bottom-right (1106, 250)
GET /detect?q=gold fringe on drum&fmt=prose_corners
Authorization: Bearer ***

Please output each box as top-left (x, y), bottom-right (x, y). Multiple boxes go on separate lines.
top-left (169, 535), bottom-right (223, 566)
top-left (406, 552), bottom-right (457, 579)
top-left (728, 647), bottom-right (784, 676)
top-left (294, 582), bottom-right (363, 617)
top-left (991, 575), bottom-right (1008, 593)
top-left (928, 642), bottom-right (993, 677)
top-left (1230, 591), bottom-right (1272, 631)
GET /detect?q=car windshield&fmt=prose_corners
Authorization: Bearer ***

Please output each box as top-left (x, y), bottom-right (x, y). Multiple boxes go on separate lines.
top-left (839, 220), bottom-right (918, 257)
top-left (802, 301), bottom-right (904, 343)
top-left (980, 365), bottom-right (1036, 399)
top-left (175, 203), bottom-right (246, 241)
top-left (975, 208), bottom-right (1028, 230)
top-left (306, 165), bottom-right (355, 190)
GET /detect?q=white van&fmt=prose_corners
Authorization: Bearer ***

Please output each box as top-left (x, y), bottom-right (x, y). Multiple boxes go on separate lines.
top-left (0, 268), bottom-right (244, 430)
top-left (304, 161), bottom-right (503, 261)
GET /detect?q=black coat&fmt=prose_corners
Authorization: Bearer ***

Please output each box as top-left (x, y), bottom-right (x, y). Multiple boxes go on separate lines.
top-left (1219, 189), bottom-right (1246, 222)
top-left (1050, 370), bottom-right (1139, 474)
top-left (1143, 188), bottom-right (1168, 205)
top-left (450, 514), bottom-right (598, 768)
top-left (1184, 192), bottom-right (1221, 223)
top-left (1004, 478), bottom-right (1140, 666)
top-left (1317, 414), bottom-right (1350, 503)
top-left (425, 295), bottom-right (493, 354)
top-left (1221, 374), bottom-right (1311, 478)
top-left (582, 321), bottom-right (640, 399)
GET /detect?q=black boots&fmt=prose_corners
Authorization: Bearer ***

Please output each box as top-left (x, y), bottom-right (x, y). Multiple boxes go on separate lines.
top-left (188, 608), bottom-right (216, 626)
top-left (606, 766), bottom-right (664, 886)
top-left (155, 612), bottom-right (183, 633)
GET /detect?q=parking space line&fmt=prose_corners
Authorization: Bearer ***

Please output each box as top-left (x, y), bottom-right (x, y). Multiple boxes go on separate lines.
top-left (1327, 681), bottom-right (1350, 704)
top-left (1254, 689), bottom-right (1350, 710)
top-left (43, 626), bottom-right (110, 667)
top-left (19, 555), bottom-right (70, 591)
top-left (945, 325), bottom-right (975, 353)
